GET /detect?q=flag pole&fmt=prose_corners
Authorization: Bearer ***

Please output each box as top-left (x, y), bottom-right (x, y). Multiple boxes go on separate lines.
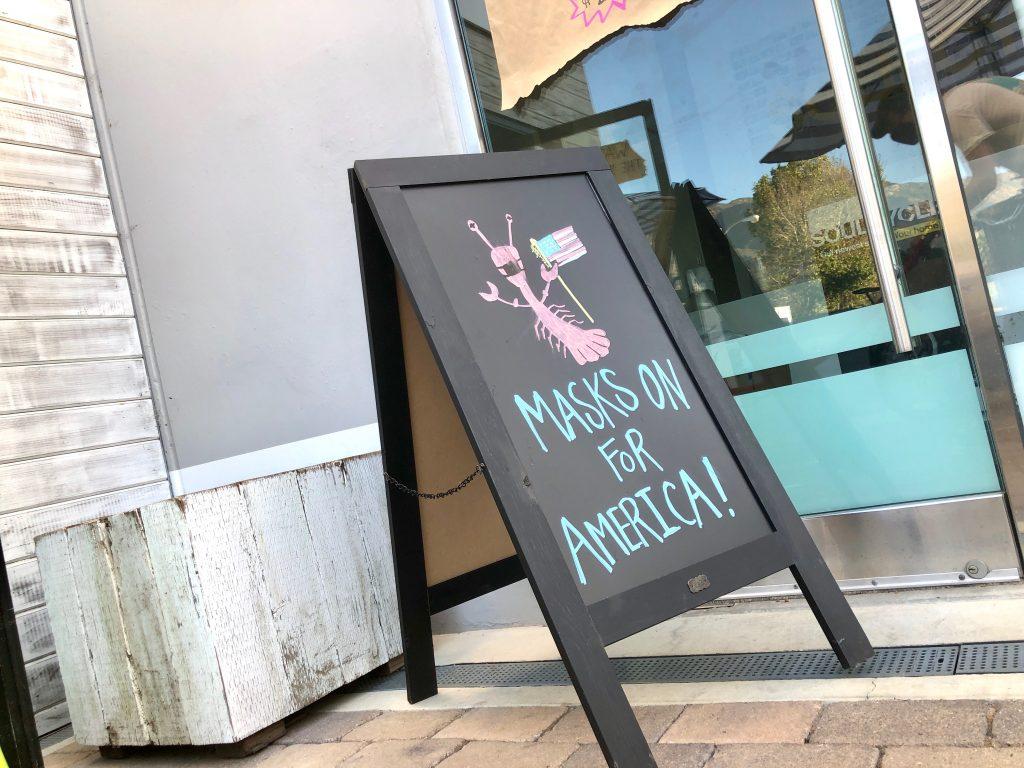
top-left (530, 238), bottom-right (595, 323)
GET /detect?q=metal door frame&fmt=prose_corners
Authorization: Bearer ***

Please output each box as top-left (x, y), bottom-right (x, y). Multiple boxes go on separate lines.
top-left (880, 0), bottom-right (1024, 564)
top-left (811, 0), bottom-right (1024, 570)
top-left (739, 0), bottom-right (1024, 592)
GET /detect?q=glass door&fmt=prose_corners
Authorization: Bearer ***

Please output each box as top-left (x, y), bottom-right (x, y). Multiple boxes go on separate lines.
top-left (456, 0), bottom-right (1022, 588)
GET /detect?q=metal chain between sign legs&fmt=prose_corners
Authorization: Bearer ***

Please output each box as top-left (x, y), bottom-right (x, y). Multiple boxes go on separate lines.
top-left (383, 463), bottom-right (486, 500)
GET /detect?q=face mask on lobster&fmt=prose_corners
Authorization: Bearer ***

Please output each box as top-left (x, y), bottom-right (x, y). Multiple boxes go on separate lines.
top-left (468, 214), bottom-right (525, 280)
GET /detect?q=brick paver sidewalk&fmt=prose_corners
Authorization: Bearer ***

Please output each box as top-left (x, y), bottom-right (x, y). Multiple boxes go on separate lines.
top-left (45, 700), bottom-right (1024, 768)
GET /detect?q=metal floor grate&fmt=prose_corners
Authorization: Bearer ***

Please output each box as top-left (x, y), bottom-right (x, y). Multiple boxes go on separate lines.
top-left (346, 641), bottom-right (1005, 693)
top-left (957, 641), bottom-right (1024, 674)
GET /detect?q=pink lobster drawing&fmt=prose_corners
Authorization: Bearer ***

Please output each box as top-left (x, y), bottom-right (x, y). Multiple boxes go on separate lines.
top-left (467, 213), bottom-right (611, 365)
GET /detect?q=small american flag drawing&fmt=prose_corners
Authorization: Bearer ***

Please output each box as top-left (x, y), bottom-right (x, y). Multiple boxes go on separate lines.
top-left (530, 227), bottom-right (594, 323)
top-left (532, 226), bottom-right (588, 266)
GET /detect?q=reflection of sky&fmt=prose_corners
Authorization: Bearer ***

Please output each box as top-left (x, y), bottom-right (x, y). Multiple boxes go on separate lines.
top-left (579, 0), bottom-right (929, 201)
top-left (581, 0), bottom-right (840, 201)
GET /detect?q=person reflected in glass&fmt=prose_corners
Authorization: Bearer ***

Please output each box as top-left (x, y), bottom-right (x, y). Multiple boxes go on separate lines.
top-left (874, 78), bottom-right (1024, 217)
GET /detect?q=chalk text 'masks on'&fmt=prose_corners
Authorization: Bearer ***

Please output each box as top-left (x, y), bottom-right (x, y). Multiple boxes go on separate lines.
top-left (513, 360), bottom-right (742, 586)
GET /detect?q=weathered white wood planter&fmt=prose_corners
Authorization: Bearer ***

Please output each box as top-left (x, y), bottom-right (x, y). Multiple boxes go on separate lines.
top-left (35, 455), bottom-right (401, 749)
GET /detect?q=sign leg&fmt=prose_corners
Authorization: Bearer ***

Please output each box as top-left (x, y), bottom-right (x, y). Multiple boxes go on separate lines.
top-left (789, 537), bottom-right (873, 667)
top-left (352, 171), bottom-right (438, 703)
top-left (387, 489), bottom-right (439, 703)
top-left (537, 591), bottom-right (657, 767)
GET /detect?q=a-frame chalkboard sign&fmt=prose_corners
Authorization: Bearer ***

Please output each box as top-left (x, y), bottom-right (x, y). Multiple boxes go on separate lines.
top-left (351, 149), bottom-right (872, 768)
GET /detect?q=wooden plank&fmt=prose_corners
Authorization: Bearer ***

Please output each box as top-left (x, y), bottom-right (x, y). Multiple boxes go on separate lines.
top-left (296, 458), bottom-right (402, 678)
top-left (185, 485), bottom-right (292, 738)
top-left (0, 359), bottom-right (148, 413)
top-left (240, 473), bottom-right (343, 707)
top-left (0, 143), bottom-right (104, 194)
top-left (0, 480), bottom-right (170, 561)
top-left (66, 521), bottom-right (149, 744)
top-left (0, 20), bottom-right (82, 75)
top-left (105, 512), bottom-right (189, 744)
top-left (0, 230), bottom-right (121, 274)
top-left (0, 400), bottom-right (158, 463)
top-left (0, 0), bottom-right (74, 36)
top-left (15, 603), bottom-right (52, 661)
top-left (351, 463), bottom-right (404, 661)
top-left (0, 102), bottom-right (98, 154)
top-left (0, 274), bottom-right (130, 318)
top-left (294, 463), bottom-right (374, 675)
top-left (24, 653), bottom-right (63, 711)
top-left (34, 529), bottom-right (104, 742)
top-left (0, 439), bottom-right (166, 514)
top-left (33, 699), bottom-right (68, 736)
top-left (140, 500), bottom-right (233, 744)
top-left (0, 60), bottom-right (89, 114)
top-left (0, 318), bottom-right (141, 363)
top-left (0, 187), bottom-right (114, 233)
top-left (33, 699), bottom-right (68, 735)
top-left (7, 557), bottom-right (42, 611)
top-left (0, 273), bottom-right (130, 317)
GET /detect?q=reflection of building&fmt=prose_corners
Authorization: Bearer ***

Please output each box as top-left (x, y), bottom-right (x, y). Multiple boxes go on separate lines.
top-left (464, 22), bottom-right (599, 147)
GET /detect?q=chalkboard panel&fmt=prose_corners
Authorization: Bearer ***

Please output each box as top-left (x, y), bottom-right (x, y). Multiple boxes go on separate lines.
top-left (402, 175), bottom-right (771, 606)
top-left (353, 148), bottom-right (872, 768)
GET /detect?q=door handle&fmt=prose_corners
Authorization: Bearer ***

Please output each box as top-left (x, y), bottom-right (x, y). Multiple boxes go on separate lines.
top-left (813, 0), bottom-right (914, 353)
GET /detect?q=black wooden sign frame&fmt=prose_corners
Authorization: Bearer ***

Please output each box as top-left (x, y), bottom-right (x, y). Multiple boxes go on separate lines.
top-left (352, 149), bottom-right (872, 768)
top-left (0, 538), bottom-right (43, 768)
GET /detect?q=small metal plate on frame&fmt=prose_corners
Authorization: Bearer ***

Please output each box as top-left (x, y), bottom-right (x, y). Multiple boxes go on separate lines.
top-left (688, 574), bottom-right (711, 593)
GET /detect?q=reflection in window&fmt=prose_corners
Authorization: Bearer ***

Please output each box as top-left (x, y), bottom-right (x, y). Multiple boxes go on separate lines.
top-left (463, 0), bottom-right (957, 389)
top-left (458, 0), bottom-right (1002, 514)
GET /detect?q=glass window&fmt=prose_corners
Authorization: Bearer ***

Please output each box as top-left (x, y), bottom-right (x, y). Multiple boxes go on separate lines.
top-left (458, 0), bottom-right (1000, 515)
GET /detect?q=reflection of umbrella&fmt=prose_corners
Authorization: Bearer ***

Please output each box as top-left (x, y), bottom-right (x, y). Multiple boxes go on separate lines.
top-left (762, 0), bottom-right (1024, 164)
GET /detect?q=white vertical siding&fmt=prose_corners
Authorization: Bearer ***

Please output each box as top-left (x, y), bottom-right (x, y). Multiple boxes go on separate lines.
top-left (0, 2), bottom-right (169, 735)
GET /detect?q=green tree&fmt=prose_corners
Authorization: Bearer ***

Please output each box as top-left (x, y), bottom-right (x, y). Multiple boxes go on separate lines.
top-left (751, 156), bottom-right (878, 314)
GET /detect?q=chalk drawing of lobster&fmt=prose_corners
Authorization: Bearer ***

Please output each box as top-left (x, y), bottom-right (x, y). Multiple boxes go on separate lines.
top-left (467, 213), bottom-right (611, 365)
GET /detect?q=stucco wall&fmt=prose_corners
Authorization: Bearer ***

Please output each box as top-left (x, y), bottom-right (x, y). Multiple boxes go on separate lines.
top-left (77, 0), bottom-right (478, 490)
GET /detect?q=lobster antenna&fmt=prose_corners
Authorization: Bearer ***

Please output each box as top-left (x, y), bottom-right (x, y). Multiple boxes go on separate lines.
top-left (505, 213), bottom-right (514, 247)
top-left (467, 220), bottom-right (494, 250)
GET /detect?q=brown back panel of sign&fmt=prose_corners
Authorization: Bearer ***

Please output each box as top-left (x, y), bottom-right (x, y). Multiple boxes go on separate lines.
top-left (397, 282), bottom-right (516, 587)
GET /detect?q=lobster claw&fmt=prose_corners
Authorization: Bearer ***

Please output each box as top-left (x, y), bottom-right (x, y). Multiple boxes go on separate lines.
top-left (540, 261), bottom-right (559, 283)
top-left (479, 281), bottom-right (500, 302)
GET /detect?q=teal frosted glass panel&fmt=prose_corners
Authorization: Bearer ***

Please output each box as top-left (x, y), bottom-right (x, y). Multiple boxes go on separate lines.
top-left (736, 350), bottom-right (1000, 515)
top-left (706, 286), bottom-right (959, 378)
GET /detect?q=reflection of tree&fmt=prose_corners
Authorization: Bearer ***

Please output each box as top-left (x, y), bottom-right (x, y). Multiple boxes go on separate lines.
top-left (751, 156), bottom-right (878, 314)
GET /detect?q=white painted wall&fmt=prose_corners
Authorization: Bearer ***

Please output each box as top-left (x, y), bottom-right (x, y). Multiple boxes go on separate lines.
top-left (75, 0), bottom-right (479, 492)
